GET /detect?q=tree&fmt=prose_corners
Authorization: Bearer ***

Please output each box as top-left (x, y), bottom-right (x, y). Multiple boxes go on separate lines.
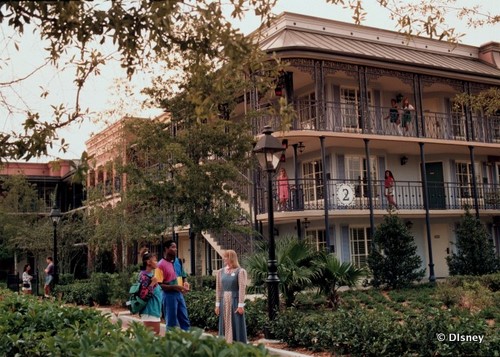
top-left (245, 236), bottom-right (317, 307)
top-left (312, 251), bottom-right (366, 309)
top-left (368, 213), bottom-right (425, 289)
top-left (0, 1), bottom-right (497, 161)
top-left (0, 0), bottom-right (278, 161)
top-left (447, 209), bottom-right (499, 276)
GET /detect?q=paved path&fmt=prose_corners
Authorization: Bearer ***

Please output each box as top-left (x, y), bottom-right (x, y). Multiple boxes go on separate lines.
top-left (98, 308), bottom-right (309, 357)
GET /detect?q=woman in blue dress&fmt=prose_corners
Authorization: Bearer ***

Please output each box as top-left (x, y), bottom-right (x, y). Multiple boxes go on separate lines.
top-left (215, 250), bottom-right (248, 343)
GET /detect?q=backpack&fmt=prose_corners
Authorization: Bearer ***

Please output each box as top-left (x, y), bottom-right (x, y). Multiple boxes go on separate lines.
top-left (126, 275), bottom-right (148, 314)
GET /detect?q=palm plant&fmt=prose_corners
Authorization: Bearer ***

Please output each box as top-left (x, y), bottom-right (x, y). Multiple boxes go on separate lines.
top-left (244, 236), bottom-right (317, 307)
top-left (312, 251), bottom-right (367, 309)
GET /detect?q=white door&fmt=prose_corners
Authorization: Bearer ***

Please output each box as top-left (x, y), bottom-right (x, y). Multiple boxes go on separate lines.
top-left (428, 224), bottom-right (451, 278)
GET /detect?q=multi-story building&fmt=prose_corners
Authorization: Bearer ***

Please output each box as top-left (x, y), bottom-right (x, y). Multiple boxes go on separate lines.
top-left (85, 115), bottom-right (226, 275)
top-left (0, 160), bottom-right (85, 283)
top-left (242, 12), bottom-right (500, 279)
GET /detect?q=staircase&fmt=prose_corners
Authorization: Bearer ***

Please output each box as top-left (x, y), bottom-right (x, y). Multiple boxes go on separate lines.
top-left (202, 228), bottom-right (254, 259)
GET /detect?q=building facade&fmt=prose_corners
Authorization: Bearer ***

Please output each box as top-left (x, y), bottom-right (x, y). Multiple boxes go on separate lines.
top-left (244, 12), bottom-right (500, 279)
top-left (0, 160), bottom-right (85, 283)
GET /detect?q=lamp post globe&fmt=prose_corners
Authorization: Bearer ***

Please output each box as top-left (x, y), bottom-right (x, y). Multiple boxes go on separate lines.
top-left (49, 205), bottom-right (62, 285)
top-left (253, 125), bottom-right (283, 323)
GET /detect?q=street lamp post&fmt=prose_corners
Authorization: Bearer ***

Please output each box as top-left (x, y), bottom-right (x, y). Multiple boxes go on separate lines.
top-left (49, 205), bottom-right (62, 285)
top-left (253, 125), bottom-right (283, 324)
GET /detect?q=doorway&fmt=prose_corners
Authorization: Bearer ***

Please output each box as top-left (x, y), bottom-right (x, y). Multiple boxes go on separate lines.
top-left (425, 162), bottom-right (446, 209)
top-left (428, 224), bottom-right (451, 278)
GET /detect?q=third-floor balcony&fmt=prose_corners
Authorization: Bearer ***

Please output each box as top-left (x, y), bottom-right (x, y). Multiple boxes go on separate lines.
top-left (253, 100), bottom-right (500, 144)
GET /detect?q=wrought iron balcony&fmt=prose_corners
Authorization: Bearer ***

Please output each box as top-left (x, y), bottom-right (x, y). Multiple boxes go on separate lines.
top-left (256, 178), bottom-right (500, 214)
top-left (252, 100), bottom-right (500, 143)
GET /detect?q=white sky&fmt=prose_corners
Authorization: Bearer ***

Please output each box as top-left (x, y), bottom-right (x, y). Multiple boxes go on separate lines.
top-left (0, 0), bottom-right (498, 162)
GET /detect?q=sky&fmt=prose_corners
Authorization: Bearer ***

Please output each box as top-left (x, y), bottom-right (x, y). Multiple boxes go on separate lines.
top-left (0, 0), bottom-right (498, 162)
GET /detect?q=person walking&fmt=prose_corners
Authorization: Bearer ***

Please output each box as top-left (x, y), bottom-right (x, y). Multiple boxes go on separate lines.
top-left (44, 257), bottom-right (54, 297)
top-left (22, 264), bottom-right (33, 295)
top-left (215, 249), bottom-right (248, 344)
top-left (155, 240), bottom-right (190, 331)
top-left (138, 249), bottom-right (162, 335)
top-left (384, 170), bottom-right (398, 209)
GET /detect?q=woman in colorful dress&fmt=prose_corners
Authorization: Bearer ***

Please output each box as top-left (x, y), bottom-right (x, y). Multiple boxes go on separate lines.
top-left (215, 250), bottom-right (248, 343)
top-left (138, 249), bottom-right (163, 335)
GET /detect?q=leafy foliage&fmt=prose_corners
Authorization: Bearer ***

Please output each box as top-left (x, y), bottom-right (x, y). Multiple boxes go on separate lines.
top-left (447, 210), bottom-right (499, 276)
top-left (368, 213), bottom-right (425, 288)
top-left (312, 251), bottom-right (367, 308)
top-left (245, 236), bottom-right (318, 307)
top-left (0, 289), bottom-right (270, 356)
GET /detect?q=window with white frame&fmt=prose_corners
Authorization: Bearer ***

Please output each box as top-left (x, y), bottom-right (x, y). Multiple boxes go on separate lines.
top-left (305, 229), bottom-right (326, 251)
top-left (302, 159), bottom-right (324, 204)
top-left (340, 88), bottom-right (372, 129)
top-left (455, 162), bottom-right (482, 199)
top-left (350, 226), bottom-right (372, 267)
top-left (449, 101), bottom-right (466, 139)
top-left (345, 155), bottom-right (379, 198)
top-left (297, 92), bottom-right (316, 129)
top-left (208, 246), bottom-right (223, 271)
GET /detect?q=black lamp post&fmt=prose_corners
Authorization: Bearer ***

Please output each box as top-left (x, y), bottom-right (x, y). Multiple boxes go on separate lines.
top-left (49, 205), bottom-right (62, 285)
top-left (253, 125), bottom-right (283, 323)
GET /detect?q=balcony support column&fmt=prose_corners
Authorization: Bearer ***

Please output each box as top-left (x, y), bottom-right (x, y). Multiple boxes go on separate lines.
top-left (315, 61), bottom-right (325, 128)
top-left (292, 143), bottom-right (303, 240)
top-left (413, 74), bottom-right (423, 137)
top-left (363, 139), bottom-right (375, 243)
top-left (462, 81), bottom-right (473, 141)
top-left (320, 136), bottom-right (331, 251)
top-left (419, 142), bottom-right (436, 283)
top-left (358, 66), bottom-right (368, 132)
top-left (469, 145), bottom-right (480, 219)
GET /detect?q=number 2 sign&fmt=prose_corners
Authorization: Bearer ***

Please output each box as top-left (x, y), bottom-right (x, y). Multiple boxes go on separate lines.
top-left (336, 183), bottom-right (355, 206)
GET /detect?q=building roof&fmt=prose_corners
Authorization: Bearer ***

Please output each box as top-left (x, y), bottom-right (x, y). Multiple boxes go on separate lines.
top-left (258, 12), bottom-right (500, 79)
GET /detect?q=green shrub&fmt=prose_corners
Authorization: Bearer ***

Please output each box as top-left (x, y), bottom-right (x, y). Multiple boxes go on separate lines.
top-left (58, 273), bottom-right (75, 285)
top-left (0, 289), bottom-right (270, 356)
top-left (435, 283), bottom-right (464, 308)
top-left (55, 280), bottom-right (95, 306)
top-left (447, 210), bottom-right (499, 276)
top-left (184, 288), bottom-right (218, 330)
top-left (244, 297), bottom-right (267, 337)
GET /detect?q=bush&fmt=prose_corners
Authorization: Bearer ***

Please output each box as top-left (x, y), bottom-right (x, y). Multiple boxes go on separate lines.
top-left (447, 210), bottom-right (499, 276)
top-left (55, 279), bottom-right (95, 306)
top-left (0, 289), bottom-right (270, 356)
top-left (368, 214), bottom-right (425, 288)
top-left (184, 288), bottom-right (218, 330)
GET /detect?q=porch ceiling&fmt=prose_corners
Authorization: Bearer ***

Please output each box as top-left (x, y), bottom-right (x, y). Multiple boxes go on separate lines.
top-left (261, 29), bottom-right (500, 79)
top-left (279, 132), bottom-right (500, 157)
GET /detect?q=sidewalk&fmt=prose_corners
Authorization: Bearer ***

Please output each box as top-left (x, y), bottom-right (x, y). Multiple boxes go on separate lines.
top-left (98, 308), bottom-right (309, 357)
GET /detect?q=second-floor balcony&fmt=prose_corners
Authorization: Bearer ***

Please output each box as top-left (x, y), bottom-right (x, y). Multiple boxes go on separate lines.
top-left (253, 100), bottom-right (500, 144)
top-left (256, 178), bottom-right (500, 214)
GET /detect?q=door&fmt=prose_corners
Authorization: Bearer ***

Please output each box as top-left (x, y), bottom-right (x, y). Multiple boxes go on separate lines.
top-left (425, 162), bottom-right (446, 209)
top-left (429, 224), bottom-right (451, 278)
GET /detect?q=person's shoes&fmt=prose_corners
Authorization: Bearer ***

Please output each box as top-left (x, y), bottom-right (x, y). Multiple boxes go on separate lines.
top-left (44, 294), bottom-right (50, 298)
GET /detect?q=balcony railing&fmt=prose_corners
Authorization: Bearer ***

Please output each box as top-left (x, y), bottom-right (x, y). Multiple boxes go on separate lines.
top-left (256, 178), bottom-right (500, 214)
top-left (252, 100), bottom-right (500, 143)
